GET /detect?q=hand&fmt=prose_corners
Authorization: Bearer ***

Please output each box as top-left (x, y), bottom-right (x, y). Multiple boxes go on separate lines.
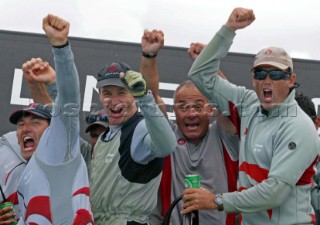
top-left (188, 43), bottom-right (206, 61)
top-left (225, 7), bottom-right (255, 32)
top-left (120, 71), bottom-right (147, 97)
top-left (141, 29), bottom-right (164, 55)
top-left (181, 188), bottom-right (217, 214)
top-left (22, 58), bottom-right (56, 85)
top-left (42, 14), bottom-right (69, 46)
top-left (0, 204), bottom-right (16, 225)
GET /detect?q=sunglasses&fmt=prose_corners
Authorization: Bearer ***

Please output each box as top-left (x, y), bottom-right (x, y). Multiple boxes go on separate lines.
top-left (253, 69), bottom-right (292, 80)
top-left (86, 113), bottom-right (108, 124)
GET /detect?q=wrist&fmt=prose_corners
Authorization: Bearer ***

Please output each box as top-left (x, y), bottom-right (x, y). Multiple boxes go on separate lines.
top-left (225, 23), bottom-right (236, 32)
top-left (52, 40), bottom-right (69, 48)
top-left (214, 193), bottom-right (224, 211)
top-left (142, 51), bottom-right (157, 59)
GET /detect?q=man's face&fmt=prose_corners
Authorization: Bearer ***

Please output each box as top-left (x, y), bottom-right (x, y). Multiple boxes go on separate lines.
top-left (16, 114), bottom-right (50, 161)
top-left (89, 125), bottom-right (107, 148)
top-left (99, 85), bottom-right (137, 125)
top-left (252, 66), bottom-right (296, 110)
top-left (173, 84), bottom-right (213, 145)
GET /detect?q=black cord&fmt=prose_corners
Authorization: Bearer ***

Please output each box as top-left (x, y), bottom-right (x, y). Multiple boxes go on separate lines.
top-left (162, 195), bottom-right (183, 225)
top-left (0, 185), bottom-right (6, 202)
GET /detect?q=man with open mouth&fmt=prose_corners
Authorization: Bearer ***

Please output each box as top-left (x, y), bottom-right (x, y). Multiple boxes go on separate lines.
top-left (14, 14), bottom-right (94, 224)
top-left (90, 56), bottom-right (177, 224)
top-left (139, 29), bottom-right (239, 225)
top-left (183, 7), bottom-right (320, 225)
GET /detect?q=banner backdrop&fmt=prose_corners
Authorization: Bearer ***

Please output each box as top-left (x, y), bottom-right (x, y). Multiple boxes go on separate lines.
top-left (1, 30), bottom-right (319, 139)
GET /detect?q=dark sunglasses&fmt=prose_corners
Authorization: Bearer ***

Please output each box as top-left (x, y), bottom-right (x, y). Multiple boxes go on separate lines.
top-left (86, 113), bottom-right (108, 124)
top-left (253, 68), bottom-right (292, 80)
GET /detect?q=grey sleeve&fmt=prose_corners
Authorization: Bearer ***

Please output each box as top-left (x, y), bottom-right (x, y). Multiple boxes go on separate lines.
top-left (47, 45), bottom-right (80, 163)
top-left (216, 122), bottom-right (239, 161)
top-left (223, 178), bottom-right (291, 213)
top-left (46, 82), bottom-right (58, 101)
top-left (131, 91), bottom-right (176, 164)
top-left (188, 26), bottom-right (257, 116)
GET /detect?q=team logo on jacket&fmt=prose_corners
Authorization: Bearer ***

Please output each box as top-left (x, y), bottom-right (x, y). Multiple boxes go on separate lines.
top-left (288, 142), bottom-right (296, 150)
top-left (178, 138), bottom-right (186, 145)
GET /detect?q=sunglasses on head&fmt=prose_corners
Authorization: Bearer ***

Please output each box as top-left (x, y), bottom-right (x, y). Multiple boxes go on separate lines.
top-left (253, 68), bottom-right (292, 80)
top-left (86, 113), bottom-right (108, 124)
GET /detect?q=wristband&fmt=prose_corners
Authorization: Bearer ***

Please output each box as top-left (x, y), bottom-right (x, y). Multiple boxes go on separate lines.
top-left (142, 51), bottom-right (157, 58)
top-left (53, 41), bottom-right (69, 49)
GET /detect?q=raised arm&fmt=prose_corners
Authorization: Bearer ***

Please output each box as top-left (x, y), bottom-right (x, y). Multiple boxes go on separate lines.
top-left (140, 29), bottom-right (167, 115)
top-left (41, 14), bottom-right (80, 163)
top-left (188, 8), bottom-right (255, 115)
top-left (22, 58), bottom-right (56, 104)
top-left (188, 43), bottom-right (237, 134)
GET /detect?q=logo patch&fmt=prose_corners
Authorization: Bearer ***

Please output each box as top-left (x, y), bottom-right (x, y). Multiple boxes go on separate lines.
top-left (265, 49), bottom-right (273, 54)
top-left (178, 138), bottom-right (186, 145)
top-left (107, 65), bottom-right (118, 73)
top-left (288, 142), bottom-right (296, 150)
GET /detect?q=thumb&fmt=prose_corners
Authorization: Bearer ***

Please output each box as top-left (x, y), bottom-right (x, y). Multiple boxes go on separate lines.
top-left (42, 15), bottom-right (49, 30)
top-left (119, 72), bottom-right (125, 79)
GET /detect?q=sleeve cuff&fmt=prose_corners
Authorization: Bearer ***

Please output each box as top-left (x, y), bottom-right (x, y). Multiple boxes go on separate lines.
top-left (222, 192), bottom-right (238, 212)
top-left (219, 25), bottom-right (236, 41)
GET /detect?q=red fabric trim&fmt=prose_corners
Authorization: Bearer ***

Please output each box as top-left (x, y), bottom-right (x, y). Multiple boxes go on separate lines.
top-left (228, 102), bottom-right (241, 138)
top-left (72, 187), bottom-right (90, 197)
top-left (6, 192), bottom-right (18, 204)
top-left (160, 156), bottom-right (172, 219)
top-left (267, 209), bottom-right (272, 219)
top-left (222, 141), bottom-right (239, 225)
top-left (25, 196), bottom-right (52, 222)
top-left (73, 209), bottom-right (94, 225)
top-left (297, 156), bottom-right (318, 185)
top-left (238, 186), bottom-right (247, 192)
top-left (239, 162), bottom-right (269, 183)
top-left (310, 214), bottom-right (316, 224)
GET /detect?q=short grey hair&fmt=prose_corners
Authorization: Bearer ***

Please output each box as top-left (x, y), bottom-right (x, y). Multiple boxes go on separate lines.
top-left (173, 80), bottom-right (196, 103)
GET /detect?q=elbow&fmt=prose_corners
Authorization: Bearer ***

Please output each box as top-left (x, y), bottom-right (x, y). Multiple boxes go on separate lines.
top-left (266, 184), bottom-right (292, 208)
top-left (268, 195), bottom-right (285, 208)
top-left (156, 138), bottom-right (177, 158)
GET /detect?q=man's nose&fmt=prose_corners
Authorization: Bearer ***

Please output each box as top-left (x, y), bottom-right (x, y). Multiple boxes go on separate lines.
top-left (264, 74), bottom-right (272, 82)
top-left (21, 123), bottom-right (32, 133)
top-left (187, 107), bottom-right (200, 116)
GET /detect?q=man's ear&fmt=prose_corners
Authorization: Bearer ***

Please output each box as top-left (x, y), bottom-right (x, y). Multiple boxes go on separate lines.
top-left (172, 103), bottom-right (178, 112)
top-left (205, 103), bottom-right (216, 117)
top-left (251, 74), bottom-right (256, 89)
top-left (288, 73), bottom-right (296, 88)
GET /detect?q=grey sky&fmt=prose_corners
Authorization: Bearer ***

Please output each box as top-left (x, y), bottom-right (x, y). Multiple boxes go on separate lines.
top-left (1, 0), bottom-right (319, 60)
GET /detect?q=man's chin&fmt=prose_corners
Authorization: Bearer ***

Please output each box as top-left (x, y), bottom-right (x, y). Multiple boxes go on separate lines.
top-left (22, 148), bottom-right (36, 161)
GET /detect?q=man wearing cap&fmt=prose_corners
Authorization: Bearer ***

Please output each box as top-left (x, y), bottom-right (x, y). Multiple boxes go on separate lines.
top-left (85, 110), bottom-right (108, 149)
top-left (182, 7), bottom-right (320, 225)
top-left (90, 59), bottom-right (176, 224)
top-left (81, 110), bottom-right (108, 178)
top-left (15, 14), bottom-right (94, 224)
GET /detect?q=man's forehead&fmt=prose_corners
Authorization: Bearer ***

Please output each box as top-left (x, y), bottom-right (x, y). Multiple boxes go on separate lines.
top-left (176, 97), bottom-right (207, 104)
top-left (255, 65), bottom-right (283, 70)
top-left (175, 89), bottom-right (208, 102)
top-left (100, 85), bottom-right (127, 92)
top-left (17, 114), bottom-right (47, 123)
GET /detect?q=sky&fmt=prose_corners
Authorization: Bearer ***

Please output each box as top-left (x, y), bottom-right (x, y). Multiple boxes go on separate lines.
top-left (0, 0), bottom-right (320, 61)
